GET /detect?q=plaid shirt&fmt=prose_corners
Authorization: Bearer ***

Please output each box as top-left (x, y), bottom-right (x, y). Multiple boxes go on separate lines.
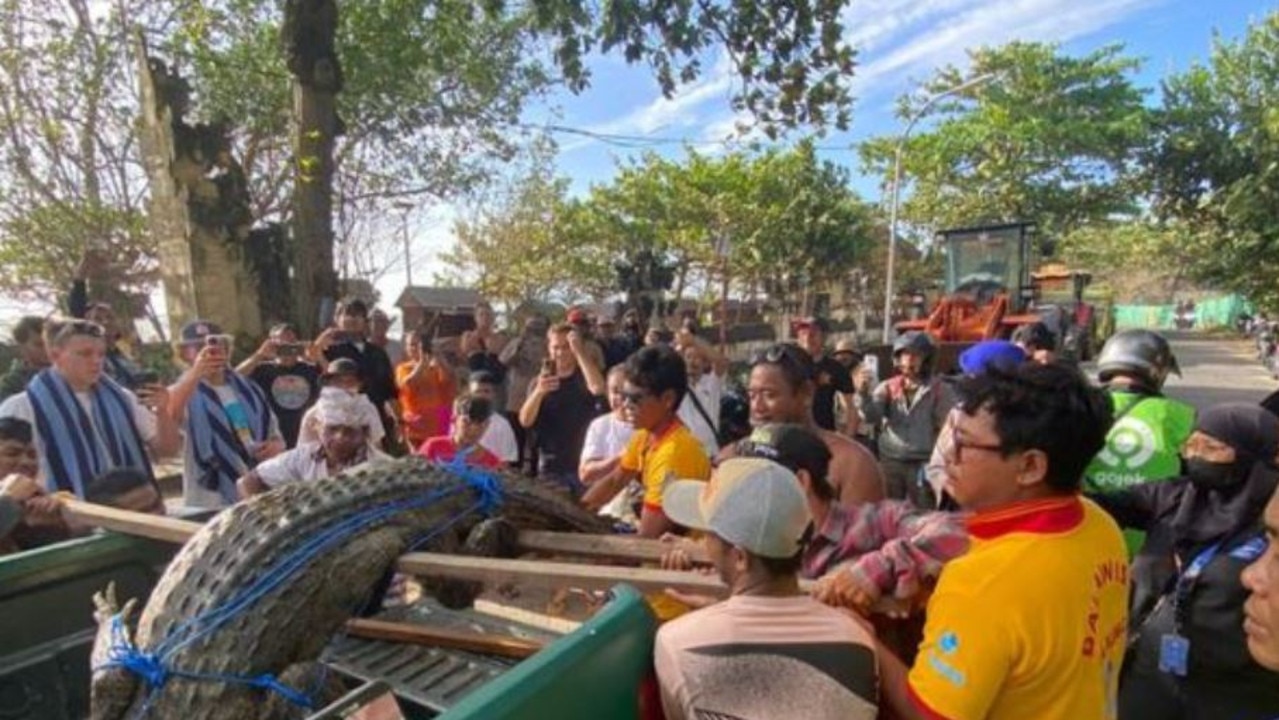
top-left (802, 500), bottom-right (968, 600)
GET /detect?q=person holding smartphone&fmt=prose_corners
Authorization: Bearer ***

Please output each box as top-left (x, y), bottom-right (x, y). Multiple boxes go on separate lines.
top-left (0, 318), bottom-right (181, 499)
top-left (396, 329), bottom-right (455, 449)
top-left (314, 299), bottom-right (399, 453)
top-left (518, 323), bottom-right (606, 493)
top-left (237, 323), bottom-right (321, 449)
top-left (168, 320), bottom-right (285, 508)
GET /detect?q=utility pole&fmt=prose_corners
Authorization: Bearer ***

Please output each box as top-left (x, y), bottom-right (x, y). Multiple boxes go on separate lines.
top-left (283, 0), bottom-right (342, 336)
top-left (882, 72), bottom-right (998, 342)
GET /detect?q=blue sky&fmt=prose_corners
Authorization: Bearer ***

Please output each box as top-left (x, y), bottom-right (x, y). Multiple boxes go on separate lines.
top-left (384, 0), bottom-right (1270, 302)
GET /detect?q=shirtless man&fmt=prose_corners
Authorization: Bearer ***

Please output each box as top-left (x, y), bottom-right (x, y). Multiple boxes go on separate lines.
top-left (719, 343), bottom-right (884, 505)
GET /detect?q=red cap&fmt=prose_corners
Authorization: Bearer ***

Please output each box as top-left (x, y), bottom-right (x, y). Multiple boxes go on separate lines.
top-left (566, 308), bottom-right (588, 324)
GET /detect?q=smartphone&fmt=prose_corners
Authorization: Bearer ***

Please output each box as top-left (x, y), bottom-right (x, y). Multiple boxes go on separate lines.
top-left (541, 358), bottom-right (555, 376)
top-left (861, 354), bottom-right (880, 387)
top-left (206, 334), bottom-right (233, 351)
top-left (276, 342), bottom-right (303, 359)
top-left (135, 370), bottom-right (160, 386)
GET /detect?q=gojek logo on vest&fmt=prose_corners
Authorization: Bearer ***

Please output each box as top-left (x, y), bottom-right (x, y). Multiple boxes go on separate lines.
top-left (1091, 416), bottom-right (1158, 489)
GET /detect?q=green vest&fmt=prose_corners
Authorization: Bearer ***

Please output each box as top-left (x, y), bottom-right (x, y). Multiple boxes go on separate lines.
top-left (1085, 390), bottom-right (1195, 555)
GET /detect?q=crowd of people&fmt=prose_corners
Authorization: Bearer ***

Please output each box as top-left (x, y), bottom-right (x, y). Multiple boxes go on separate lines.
top-left (0, 290), bottom-right (1277, 719)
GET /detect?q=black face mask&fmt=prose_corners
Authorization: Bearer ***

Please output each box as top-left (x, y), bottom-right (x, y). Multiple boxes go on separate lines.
top-left (1185, 457), bottom-right (1246, 491)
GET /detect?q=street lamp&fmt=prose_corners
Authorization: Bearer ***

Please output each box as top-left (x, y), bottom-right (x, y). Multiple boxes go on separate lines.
top-left (881, 72), bottom-right (999, 342)
top-left (393, 201), bottom-right (414, 287)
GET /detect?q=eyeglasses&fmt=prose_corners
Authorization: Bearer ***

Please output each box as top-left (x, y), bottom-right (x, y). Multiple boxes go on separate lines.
top-left (48, 318), bottom-right (105, 343)
top-left (620, 389), bottom-right (651, 406)
top-left (950, 434), bottom-right (1005, 463)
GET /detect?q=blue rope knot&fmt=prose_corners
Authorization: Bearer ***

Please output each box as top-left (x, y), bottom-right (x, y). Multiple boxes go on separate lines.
top-left (445, 455), bottom-right (504, 516)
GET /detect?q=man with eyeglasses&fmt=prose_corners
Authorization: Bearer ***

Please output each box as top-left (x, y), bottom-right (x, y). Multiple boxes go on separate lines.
top-left (582, 344), bottom-right (710, 538)
top-left (0, 318), bottom-right (181, 498)
top-left (735, 343), bottom-right (884, 506)
top-left (872, 362), bottom-right (1129, 720)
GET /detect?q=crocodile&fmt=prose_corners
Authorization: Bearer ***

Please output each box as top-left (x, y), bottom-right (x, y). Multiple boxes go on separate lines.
top-left (89, 456), bottom-right (612, 720)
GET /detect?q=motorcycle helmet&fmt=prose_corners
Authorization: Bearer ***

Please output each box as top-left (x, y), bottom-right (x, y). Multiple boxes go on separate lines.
top-left (1096, 329), bottom-right (1181, 390)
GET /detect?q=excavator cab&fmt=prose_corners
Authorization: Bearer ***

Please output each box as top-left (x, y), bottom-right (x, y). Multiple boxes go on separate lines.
top-left (897, 222), bottom-right (1037, 343)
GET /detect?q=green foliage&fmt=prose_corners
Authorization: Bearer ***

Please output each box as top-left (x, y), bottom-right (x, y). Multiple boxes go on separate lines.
top-left (443, 141), bottom-right (877, 314)
top-left (1142, 12), bottom-right (1279, 310)
top-left (861, 41), bottom-right (1149, 238)
top-left (0, 1), bottom-right (155, 307)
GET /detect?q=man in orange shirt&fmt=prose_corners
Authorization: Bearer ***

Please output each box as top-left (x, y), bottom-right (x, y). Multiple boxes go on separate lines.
top-left (396, 329), bottom-right (455, 448)
top-left (582, 345), bottom-right (710, 538)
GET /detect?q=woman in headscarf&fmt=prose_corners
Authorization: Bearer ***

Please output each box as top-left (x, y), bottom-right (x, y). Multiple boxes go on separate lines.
top-left (1090, 403), bottom-right (1279, 719)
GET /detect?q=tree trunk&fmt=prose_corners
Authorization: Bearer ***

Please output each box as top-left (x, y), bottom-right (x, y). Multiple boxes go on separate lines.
top-left (284, 0), bottom-right (342, 336)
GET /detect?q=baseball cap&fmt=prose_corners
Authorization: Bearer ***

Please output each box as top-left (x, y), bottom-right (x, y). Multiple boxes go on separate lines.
top-left (180, 320), bottom-right (223, 345)
top-left (663, 457), bottom-right (812, 559)
top-left (958, 340), bottom-right (1026, 376)
top-left (322, 358), bottom-right (360, 379)
top-left (733, 423), bottom-right (832, 486)
top-left (566, 308), bottom-right (589, 325)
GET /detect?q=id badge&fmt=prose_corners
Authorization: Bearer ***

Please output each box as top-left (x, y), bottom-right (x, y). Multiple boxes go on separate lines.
top-left (1159, 633), bottom-right (1190, 677)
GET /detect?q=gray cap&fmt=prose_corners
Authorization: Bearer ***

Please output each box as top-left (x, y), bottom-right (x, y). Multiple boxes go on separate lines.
top-left (662, 457), bottom-right (811, 559)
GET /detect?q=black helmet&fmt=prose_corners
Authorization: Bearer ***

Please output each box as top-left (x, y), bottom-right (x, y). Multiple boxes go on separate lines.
top-left (893, 331), bottom-right (935, 359)
top-left (1096, 329), bottom-right (1180, 389)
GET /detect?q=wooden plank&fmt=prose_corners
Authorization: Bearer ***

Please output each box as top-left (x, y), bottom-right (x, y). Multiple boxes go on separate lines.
top-left (471, 600), bottom-right (580, 635)
top-left (343, 617), bottom-right (544, 660)
top-left (395, 552), bottom-right (747, 597)
top-left (61, 498), bottom-right (201, 544)
top-left (517, 530), bottom-right (710, 564)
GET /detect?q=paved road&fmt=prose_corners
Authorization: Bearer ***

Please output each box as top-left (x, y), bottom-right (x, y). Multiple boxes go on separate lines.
top-left (1156, 330), bottom-right (1275, 411)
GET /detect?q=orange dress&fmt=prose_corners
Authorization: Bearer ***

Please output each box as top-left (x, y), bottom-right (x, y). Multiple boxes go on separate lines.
top-left (395, 361), bottom-right (455, 448)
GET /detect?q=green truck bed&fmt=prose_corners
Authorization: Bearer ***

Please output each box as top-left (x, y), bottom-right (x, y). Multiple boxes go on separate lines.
top-left (0, 532), bottom-right (659, 719)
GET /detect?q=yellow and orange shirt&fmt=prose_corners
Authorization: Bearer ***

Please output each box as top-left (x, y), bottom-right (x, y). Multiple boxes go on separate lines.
top-left (907, 495), bottom-right (1129, 720)
top-left (620, 420), bottom-right (711, 513)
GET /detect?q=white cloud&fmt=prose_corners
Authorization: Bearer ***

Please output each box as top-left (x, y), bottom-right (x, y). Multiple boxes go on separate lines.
top-left (849, 0), bottom-right (1161, 95)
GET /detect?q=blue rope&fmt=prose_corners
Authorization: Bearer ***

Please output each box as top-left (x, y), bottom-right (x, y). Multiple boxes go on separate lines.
top-left (97, 469), bottom-right (506, 716)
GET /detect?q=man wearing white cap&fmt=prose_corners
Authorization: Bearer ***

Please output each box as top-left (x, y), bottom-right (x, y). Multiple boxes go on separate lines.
top-left (236, 388), bottom-right (388, 496)
top-left (654, 457), bottom-right (879, 720)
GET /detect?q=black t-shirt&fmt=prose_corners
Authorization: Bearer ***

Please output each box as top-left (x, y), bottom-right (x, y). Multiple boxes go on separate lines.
top-left (812, 354), bottom-right (855, 431)
top-left (251, 362), bottom-right (321, 447)
top-left (531, 370), bottom-right (601, 475)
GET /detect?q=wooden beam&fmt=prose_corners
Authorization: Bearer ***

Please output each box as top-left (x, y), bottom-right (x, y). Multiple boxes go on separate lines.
top-left (517, 530), bottom-right (710, 564)
top-left (395, 552), bottom-right (760, 598)
top-left (343, 618), bottom-right (544, 660)
top-left (61, 498), bottom-right (201, 544)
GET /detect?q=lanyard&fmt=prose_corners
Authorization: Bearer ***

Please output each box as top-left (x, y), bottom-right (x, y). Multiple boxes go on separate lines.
top-left (1171, 542), bottom-right (1224, 636)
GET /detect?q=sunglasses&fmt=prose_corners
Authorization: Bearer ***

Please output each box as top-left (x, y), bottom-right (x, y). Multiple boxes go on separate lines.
top-left (48, 319), bottom-right (105, 342)
top-left (620, 389), bottom-right (652, 406)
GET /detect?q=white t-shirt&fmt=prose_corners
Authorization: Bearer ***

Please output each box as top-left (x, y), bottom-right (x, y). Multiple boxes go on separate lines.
top-left (580, 413), bottom-right (634, 463)
top-left (580, 413), bottom-right (637, 523)
top-left (252, 442), bottom-right (389, 488)
top-left (677, 372), bottom-right (722, 458)
top-left (0, 387), bottom-right (158, 492)
top-left (480, 412), bottom-right (519, 464)
top-left (297, 392), bottom-right (386, 447)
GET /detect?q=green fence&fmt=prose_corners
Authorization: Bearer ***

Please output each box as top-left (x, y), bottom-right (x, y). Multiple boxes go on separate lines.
top-left (1113, 295), bottom-right (1252, 330)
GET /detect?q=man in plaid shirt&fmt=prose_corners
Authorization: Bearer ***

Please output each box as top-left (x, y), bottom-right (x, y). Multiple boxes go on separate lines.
top-left (664, 422), bottom-right (966, 612)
